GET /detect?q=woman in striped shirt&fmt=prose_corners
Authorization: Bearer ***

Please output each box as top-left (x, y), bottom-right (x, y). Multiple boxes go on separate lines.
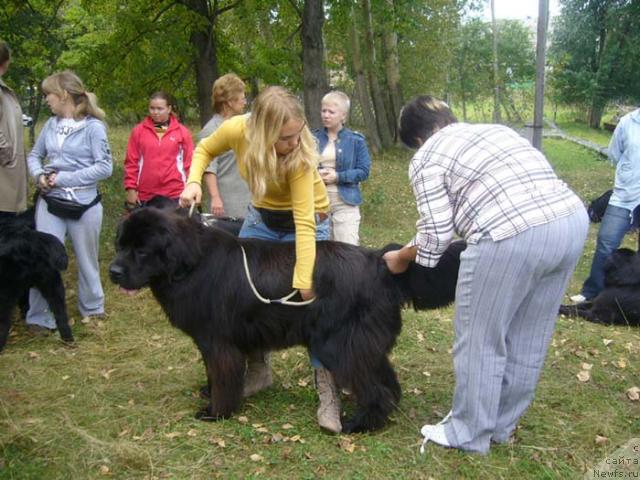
top-left (384, 96), bottom-right (588, 454)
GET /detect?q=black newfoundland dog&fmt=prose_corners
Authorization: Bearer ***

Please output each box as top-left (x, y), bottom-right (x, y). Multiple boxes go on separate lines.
top-left (559, 248), bottom-right (640, 326)
top-left (0, 210), bottom-right (73, 352)
top-left (109, 208), bottom-right (463, 433)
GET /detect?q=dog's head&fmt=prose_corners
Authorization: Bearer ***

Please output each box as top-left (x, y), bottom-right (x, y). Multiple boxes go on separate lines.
top-left (603, 248), bottom-right (640, 287)
top-left (109, 208), bottom-right (203, 291)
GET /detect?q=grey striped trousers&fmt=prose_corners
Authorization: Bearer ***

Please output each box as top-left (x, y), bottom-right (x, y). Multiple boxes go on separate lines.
top-left (442, 207), bottom-right (589, 454)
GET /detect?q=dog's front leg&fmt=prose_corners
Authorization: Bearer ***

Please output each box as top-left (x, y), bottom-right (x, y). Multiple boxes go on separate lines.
top-left (196, 343), bottom-right (245, 421)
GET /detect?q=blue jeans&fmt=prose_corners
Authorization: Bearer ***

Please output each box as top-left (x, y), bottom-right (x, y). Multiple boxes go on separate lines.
top-left (239, 205), bottom-right (330, 242)
top-left (582, 204), bottom-right (634, 299)
top-left (239, 205), bottom-right (330, 368)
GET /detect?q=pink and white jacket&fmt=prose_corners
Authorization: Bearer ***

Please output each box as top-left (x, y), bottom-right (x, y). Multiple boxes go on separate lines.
top-left (124, 115), bottom-right (194, 201)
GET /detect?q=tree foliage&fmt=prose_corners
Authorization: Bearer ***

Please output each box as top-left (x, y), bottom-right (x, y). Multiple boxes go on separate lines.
top-left (549, 0), bottom-right (640, 128)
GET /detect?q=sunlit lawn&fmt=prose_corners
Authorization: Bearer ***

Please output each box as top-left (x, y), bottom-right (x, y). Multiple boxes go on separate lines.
top-left (0, 124), bottom-right (638, 479)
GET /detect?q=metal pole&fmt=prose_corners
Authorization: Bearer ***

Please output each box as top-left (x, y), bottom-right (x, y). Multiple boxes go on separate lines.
top-left (532, 0), bottom-right (549, 150)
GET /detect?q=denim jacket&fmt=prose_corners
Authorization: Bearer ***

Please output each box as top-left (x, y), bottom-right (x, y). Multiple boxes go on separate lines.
top-left (609, 109), bottom-right (640, 212)
top-left (313, 127), bottom-right (371, 205)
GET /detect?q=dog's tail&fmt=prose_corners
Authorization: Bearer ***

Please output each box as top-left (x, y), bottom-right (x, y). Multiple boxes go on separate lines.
top-left (380, 240), bottom-right (465, 310)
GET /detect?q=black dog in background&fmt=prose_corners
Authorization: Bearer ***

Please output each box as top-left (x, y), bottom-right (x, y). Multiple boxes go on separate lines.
top-left (559, 248), bottom-right (640, 326)
top-left (109, 207), bottom-right (463, 433)
top-left (0, 210), bottom-right (74, 351)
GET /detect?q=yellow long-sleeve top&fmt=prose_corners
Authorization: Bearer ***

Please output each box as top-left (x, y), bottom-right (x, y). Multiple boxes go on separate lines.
top-left (188, 114), bottom-right (330, 290)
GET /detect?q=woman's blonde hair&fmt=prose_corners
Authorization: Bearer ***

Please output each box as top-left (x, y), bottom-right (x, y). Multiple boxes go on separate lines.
top-left (212, 73), bottom-right (245, 114)
top-left (244, 86), bottom-right (318, 199)
top-left (42, 70), bottom-right (105, 120)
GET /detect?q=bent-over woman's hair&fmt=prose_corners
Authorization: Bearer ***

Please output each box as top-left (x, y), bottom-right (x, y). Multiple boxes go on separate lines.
top-left (399, 95), bottom-right (456, 148)
top-left (244, 86), bottom-right (317, 199)
top-left (212, 73), bottom-right (245, 114)
top-left (42, 70), bottom-right (105, 121)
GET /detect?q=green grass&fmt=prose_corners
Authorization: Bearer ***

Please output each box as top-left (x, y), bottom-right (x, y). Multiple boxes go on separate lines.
top-left (1, 125), bottom-right (639, 479)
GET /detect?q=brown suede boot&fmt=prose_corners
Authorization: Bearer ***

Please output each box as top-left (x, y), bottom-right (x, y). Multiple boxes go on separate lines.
top-left (315, 367), bottom-right (342, 433)
top-left (243, 351), bottom-right (273, 397)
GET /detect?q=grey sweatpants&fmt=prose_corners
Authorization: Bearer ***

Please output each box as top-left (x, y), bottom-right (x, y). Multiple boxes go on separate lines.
top-left (442, 208), bottom-right (589, 454)
top-left (27, 197), bottom-right (105, 328)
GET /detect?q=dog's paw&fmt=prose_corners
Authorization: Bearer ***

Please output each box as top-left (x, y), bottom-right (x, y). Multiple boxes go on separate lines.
top-left (195, 407), bottom-right (217, 421)
top-left (59, 327), bottom-right (75, 343)
top-left (195, 406), bottom-right (230, 422)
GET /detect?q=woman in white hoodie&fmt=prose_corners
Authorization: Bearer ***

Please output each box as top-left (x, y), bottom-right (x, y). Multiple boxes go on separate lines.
top-left (27, 70), bottom-right (113, 334)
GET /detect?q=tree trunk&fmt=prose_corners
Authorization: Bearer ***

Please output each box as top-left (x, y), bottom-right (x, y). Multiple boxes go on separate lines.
top-left (382, 0), bottom-right (402, 140)
top-left (301, 0), bottom-right (329, 130)
top-left (588, 102), bottom-right (605, 129)
top-left (490, 0), bottom-right (501, 123)
top-left (349, 4), bottom-right (381, 153)
top-left (361, 0), bottom-right (393, 148)
top-left (179, 0), bottom-right (241, 126)
top-left (191, 30), bottom-right (218, 126)
top-left (532, 0), bottom-right (549, 150)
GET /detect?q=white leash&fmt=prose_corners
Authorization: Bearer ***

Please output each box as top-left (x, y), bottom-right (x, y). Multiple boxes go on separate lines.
top-left (240, 245), bottom-right (315, 306)
top-left (187, 201), bottom-right (314, 306)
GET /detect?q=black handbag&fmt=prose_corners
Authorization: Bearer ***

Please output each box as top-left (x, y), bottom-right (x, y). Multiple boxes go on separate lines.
top-left (255, 207), bottom-right (295, 233)
top-left (587, 189), bottom-right (612, 223)
top-left (42, 193), bottom-right (102, 220)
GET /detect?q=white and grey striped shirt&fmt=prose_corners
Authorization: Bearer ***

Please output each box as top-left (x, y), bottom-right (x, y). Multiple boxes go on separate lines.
top-left (409, 123), bottom-right (584, 267)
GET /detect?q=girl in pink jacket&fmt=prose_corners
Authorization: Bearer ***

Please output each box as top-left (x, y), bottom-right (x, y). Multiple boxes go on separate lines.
top-left (124, 91), bottom-right (194, 207)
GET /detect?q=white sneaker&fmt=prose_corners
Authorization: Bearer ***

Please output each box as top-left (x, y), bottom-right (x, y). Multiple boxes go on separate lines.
top-left (569, 294), bottom-right (587, 303)
top-left (419, 423), bottom-right (451, 453)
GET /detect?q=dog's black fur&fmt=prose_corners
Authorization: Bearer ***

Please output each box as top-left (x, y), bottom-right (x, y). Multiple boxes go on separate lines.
top-left (0, 210), bottom-right (73, 351)
top-left (109, 208), bottom-right (463, 432)
top-left (559, 248), bottom-right (640, 326)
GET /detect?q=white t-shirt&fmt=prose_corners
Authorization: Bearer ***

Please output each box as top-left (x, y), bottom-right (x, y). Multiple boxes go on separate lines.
top-left (55, 118), bottom-right (85, 148)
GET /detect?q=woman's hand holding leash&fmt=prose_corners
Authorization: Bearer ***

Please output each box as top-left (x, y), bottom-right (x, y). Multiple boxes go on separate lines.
top-left (180, 182), bottom-right (202, 209)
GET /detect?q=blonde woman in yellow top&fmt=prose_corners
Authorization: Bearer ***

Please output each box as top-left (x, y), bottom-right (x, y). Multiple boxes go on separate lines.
top-left (180, 86), bottom-right (342, 433)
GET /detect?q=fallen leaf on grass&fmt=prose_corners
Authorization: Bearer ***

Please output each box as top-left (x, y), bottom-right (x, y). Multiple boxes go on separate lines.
top-left (249, 454), bottom-right (263, 462)
top-left (615, 358), bottom-right (627, 369)
top-left (581, 363), bottom-right (593, 371)
top-left (270, 433), bottom-right (284, 443)
top-left (297, 379), bottom-right (309, 387)
top-left (626, 386), bottom-right (640, 401)
top-left (28, 351), bottom-right (40, 359)
top-left (164, 432), bottom-right (182, 439)
top-left (255, 427), bottom-right (269, 433)
top-left (411, 388), bottom-right (423, 395)
top-left (576, 370), bottom-right (591, 382)
top-left (281, 423), bottom-right (294, 430)
top-left (62, 375), bottom-right (70, 381)
top-left (422, 371), bottom-right (431, 377)
top-left (595, 435), bottom-right (609, 445)
top-left (237, 416), bottom-right (249, 424)
top-left (339, 437), bottom-right (356, 453)
top-left (99, 465), bottom-right (110, 475)
top-left (209, 437), bottom-right (226, 448)
top-left (118, 427), bottom-right (131, 437)
top-left (602, 338), bottom-right (613, 346)
top-left (289, 435), bottom-right (304, 443)
top-left (187, 429), bottom-right (197, 437)
top-left (101, 368), bottom-right (117, 380)
top-left (417, 332), bottom-right (425, 342)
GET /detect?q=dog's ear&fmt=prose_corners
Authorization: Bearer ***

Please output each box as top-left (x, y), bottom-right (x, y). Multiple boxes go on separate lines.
top-left (163, 215), bottom-right (202, 278)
